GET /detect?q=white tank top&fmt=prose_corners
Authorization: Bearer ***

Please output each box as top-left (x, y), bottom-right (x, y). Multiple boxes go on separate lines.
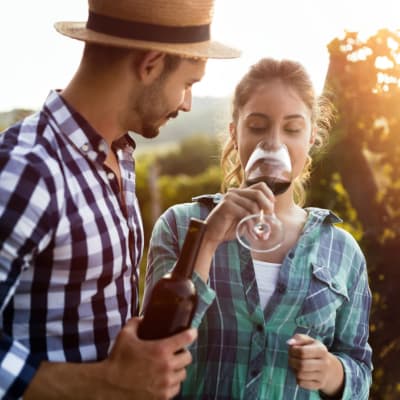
top-left (252, 259), bottom-right (281, 309)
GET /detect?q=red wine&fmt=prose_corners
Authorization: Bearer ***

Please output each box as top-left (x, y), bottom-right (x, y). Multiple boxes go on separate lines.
top-left (138, 218), bottom-right (207, 340)
top-left (246, 176), bottom-right (291, 195)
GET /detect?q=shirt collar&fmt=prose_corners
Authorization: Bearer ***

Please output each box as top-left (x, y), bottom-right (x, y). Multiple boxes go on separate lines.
top-left (192, 193), bottom-right (224, 209)
top-left (303, 207), bottom-right (342, 234)
top-left (43, 90), bottom-right (136, 164)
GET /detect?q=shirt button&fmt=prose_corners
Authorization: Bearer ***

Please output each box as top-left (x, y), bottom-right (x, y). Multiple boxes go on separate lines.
top-left (81, 143), bottom-right (89, 152)
top-left (288, 252), bottom-right (295, 259)
top-left (87, 150), bottom-right (97, 160)
top-left (277, 283), bottom-right (286, 293)
top-left (98, 143), bottom-right (107, 152)
top-left (107, 172), bottom-right (115, 180)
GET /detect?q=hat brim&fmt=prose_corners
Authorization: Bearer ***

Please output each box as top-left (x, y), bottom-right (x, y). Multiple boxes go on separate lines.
top-left (55, 21), bottom-right (241, 59)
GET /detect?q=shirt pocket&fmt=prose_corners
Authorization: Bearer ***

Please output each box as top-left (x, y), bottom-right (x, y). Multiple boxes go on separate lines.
top-left (295, 263), bottom-right (349, 343)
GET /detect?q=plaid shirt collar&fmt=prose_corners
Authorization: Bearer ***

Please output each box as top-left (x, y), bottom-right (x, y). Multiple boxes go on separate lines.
top-left (43, 90), bottom-right (136, 166)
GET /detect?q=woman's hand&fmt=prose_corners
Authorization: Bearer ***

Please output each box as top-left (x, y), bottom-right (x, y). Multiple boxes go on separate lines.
top-left (193, 182), bottom-right (275, 282)
top-left (287, 333), bottom-right (344, 397)
top-left (205, 182), bottom-right (275, 246)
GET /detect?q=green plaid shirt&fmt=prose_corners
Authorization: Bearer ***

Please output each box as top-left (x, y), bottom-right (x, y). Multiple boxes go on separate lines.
top-left (143, 194), bottom-right (372, 400)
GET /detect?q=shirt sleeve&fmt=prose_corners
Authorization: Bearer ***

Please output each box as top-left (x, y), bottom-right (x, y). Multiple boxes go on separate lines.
top-left (0, 335), bottom-right (41, 399)
top-left (330, 250), bottom-right (373, 399)
top-left (0, 154), bottom-right (53, 398)
top-left (142, 208), bottom-right (216, 324)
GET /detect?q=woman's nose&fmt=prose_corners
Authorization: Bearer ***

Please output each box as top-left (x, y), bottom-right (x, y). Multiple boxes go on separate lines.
top-left (259, 129), bottom-right (282, 150)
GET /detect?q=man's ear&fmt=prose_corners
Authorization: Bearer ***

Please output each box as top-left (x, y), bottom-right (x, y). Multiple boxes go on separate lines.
top-left (136, 51), bottom-right (166, 84)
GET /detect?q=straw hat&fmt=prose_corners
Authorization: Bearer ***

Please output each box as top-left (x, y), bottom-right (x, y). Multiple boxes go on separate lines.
top-left (55, 0), bottom-right (240, 59)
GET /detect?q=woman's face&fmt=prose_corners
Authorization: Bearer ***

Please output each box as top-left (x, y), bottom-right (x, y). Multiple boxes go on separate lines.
top-left (232, 79), bottom-right (315, 181)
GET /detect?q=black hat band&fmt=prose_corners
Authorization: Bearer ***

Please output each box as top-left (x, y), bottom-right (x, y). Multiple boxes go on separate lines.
top-left (87, 11), bottom-right (210, 43)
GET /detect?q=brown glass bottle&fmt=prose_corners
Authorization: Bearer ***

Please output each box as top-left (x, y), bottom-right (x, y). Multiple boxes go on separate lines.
top-left (138, 218), bottom-right (207, 340)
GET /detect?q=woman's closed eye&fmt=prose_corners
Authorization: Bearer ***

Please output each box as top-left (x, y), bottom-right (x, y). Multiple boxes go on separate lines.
top-left (283, 115), bottom-right (307, 133)
top-left (284, 122), bottom-right (304, 134)
top-left (249, 125), bottom-right (268, 133)
top-left (285, 127), bottom-right (301, 133)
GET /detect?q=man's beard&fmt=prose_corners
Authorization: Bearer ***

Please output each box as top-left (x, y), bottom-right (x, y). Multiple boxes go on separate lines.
top-left (140, 123), bottom-right (161, 139)
top-left (135, 80), bottom-right (179, 139)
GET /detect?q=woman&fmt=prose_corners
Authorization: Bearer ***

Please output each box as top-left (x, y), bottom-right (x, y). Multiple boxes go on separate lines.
top-left (142, 58), bottom-right (372, 399)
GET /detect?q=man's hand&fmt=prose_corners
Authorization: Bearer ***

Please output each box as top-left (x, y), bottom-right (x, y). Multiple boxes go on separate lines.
top-left (104, 317), bottom-right (197, 399)
top-left (24, 317), bottom-right (197, 400)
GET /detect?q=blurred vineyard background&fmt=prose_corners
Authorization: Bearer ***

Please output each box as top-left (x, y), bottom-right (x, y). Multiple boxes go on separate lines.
top-left (1, 29), bottom-right (400, 399)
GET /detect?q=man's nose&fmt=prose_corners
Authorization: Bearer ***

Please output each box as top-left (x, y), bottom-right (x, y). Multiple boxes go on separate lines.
top-left (180, 89), bottom-right (192, 112)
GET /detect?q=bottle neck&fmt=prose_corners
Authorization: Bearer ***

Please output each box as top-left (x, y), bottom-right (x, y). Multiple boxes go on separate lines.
top-left (172, 218), bottom-right (207, 279)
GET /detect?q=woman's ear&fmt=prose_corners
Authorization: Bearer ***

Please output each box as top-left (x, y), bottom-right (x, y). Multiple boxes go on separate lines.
top-left (309, 126), bottom-right (317, 146)
top-left (136, 51), bottom-right (166, 84)
top-left (229, 122), bottom-right (238, 149)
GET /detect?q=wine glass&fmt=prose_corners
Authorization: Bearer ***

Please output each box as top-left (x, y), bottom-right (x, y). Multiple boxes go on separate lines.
top-left (236, 140), bottom-right (292, 253)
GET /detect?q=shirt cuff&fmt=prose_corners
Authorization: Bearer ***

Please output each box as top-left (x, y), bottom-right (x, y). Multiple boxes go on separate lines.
top-left (191, 272), bottom-right (216, 328)
top-left (0, 333), bottom-right (41, 398)
top-left (328, 353), bottom-right (371, 400)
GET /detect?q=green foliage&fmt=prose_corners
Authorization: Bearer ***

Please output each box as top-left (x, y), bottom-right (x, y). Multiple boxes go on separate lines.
top-left (324, 29), bottom-right (400, 238)
top-left (134, 153), bottom-right (153, 242)
top-left (307, 172), bottom-right (363, 240)
top-left (156, 134), bottom-right (221, 176)
top-left (158, 165), bottom-right (222, 211)
top-left (135, 134), bottom-right (222, 244)
top-left (0, 109), bottom-right (35, 132)
top-left (310, 28), bottom-right (400, 399)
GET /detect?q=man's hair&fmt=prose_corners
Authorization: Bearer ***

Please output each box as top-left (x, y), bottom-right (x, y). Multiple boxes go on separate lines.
top-left (82, 43), bottom-right (132, 66)
top-left (160, 54), bottom-right (204, 79)
top-left (161, 54), bottom-right (183, 76)
top-left (82, 42), bottom-right (186, 78)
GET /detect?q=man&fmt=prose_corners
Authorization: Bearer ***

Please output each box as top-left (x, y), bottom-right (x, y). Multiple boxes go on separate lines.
top-left (0, 0), bottom-right (239, 398)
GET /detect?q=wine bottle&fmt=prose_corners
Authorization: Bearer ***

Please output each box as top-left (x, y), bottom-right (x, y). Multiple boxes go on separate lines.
top-left (138, 217), bottom-right (207, 340)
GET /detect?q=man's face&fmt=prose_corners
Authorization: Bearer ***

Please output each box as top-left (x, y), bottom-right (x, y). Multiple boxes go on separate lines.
top-left (135, 57), bottom-right (207, 138)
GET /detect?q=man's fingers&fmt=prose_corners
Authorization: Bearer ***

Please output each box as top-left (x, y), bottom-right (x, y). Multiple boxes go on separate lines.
top-left (157, 328), bottom-right (198, 354)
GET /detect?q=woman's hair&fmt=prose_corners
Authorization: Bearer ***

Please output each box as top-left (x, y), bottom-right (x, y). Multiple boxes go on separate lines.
top-left (220, 57), bottom-right (334, 206)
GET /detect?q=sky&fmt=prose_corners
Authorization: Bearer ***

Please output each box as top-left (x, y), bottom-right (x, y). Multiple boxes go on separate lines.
top-left (0, 0), bottom-right (399, 111)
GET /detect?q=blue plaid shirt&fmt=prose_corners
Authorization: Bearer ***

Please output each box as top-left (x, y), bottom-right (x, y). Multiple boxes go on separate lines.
top-left (144, 194), bottom-right (372, 400)
top-left (0, 91), bottom-right (143, 398)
